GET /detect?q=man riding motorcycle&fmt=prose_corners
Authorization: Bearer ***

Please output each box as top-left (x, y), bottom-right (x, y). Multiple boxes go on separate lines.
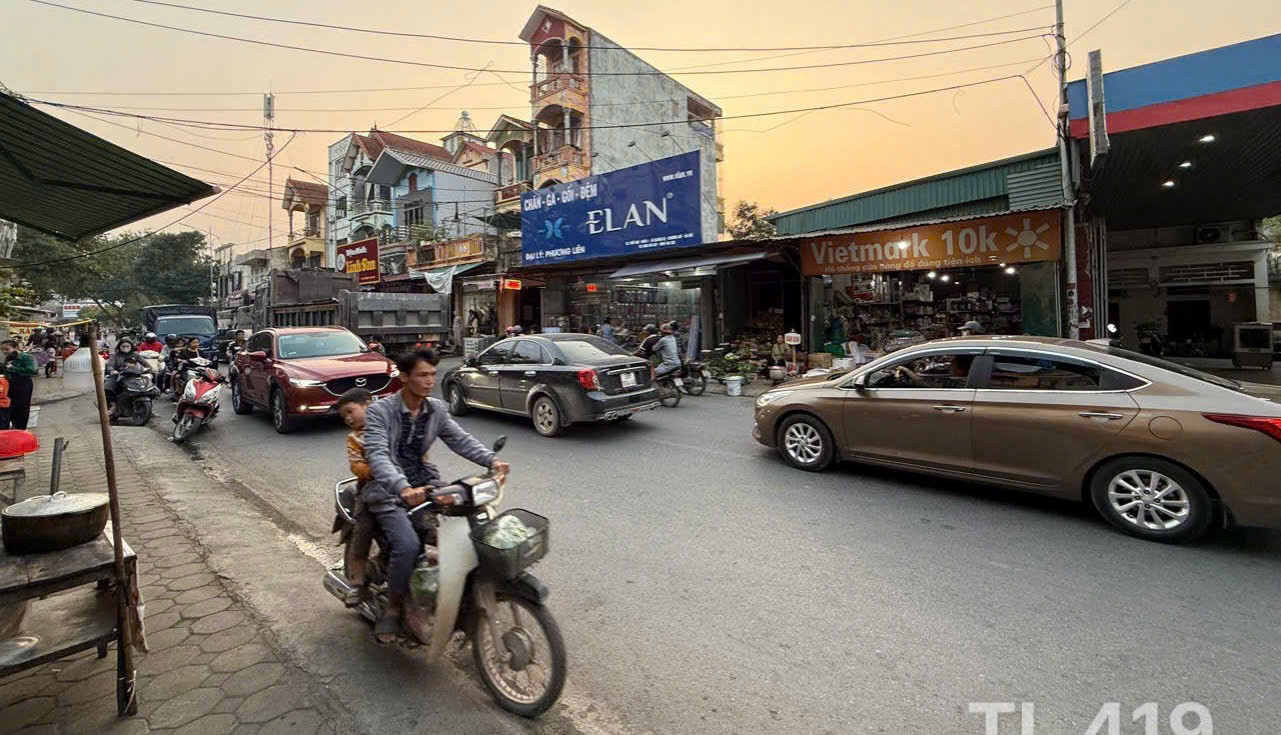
top-left (137, 332), bottom-right (165, 354)
top-left (653, 321), bottom-right (682, 380)
top-left (634, 323), bottom-right (660, 359)
top-left (362, 348), bottom-right (512, 644)
top-left (225, 329), bottom-right (247, 363)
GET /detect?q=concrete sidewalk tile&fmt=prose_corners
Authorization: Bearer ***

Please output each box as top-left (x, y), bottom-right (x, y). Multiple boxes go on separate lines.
top-left (258, 709), bottom-right (326, 735)
top-left (236, 685), bottom-right (304, 724)
top-left (142, 664), bottom-right (209, 701)
top-left (190, 610), bottom-right (246, 635)
top-left (180, 597), bottom-right (231, 619)
top-left (142, 626), bottom-right (190, 652)
top-left (220, 662), bottom-right (284, 698)
top-left (199, 627), bottom-right (258, 654)
top-left (209, 644), bottom-right (276, 673)
top-left (0, 695), bottom-right (55, 733)
top-left (173, 586), bottom-right (221, 605)
top-left (172, 713), bottom-right (238, 735)
top-left (148, 687), bottom-right (224, 729)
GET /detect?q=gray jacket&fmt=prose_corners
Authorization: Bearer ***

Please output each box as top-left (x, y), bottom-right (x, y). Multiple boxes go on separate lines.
top-left (654, 334), bottom-right (680, 370)
top-left (362, 392), bottom-right (496, 508)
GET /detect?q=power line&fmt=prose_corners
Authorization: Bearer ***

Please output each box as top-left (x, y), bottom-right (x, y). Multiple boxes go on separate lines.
top-left (127, 0), bottom-right (1046, 53)
top-left (28, 2), bottom-right (1047, 78)
top-left (1025, 0), bottom-right (1139, 74)
top-left (1, 132), bottom-right (297, 269)
top-left (30, 75), bottom-right (1038, 135)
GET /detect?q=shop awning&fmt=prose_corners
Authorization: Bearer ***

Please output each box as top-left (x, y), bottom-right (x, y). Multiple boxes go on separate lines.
top-left (1, 92), bottom-right (218, 240)
top-left (405, 261), bottom-right (484, 294)
top-left (608, 251), bottom-right (769, 279)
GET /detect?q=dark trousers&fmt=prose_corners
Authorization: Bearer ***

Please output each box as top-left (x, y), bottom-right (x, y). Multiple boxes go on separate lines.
top-left (0, 407), bottom-right (9, 430)
top-left (369, 504), bottom-right (418, 605)
top-left (7, 376), bottom-right (33, 430)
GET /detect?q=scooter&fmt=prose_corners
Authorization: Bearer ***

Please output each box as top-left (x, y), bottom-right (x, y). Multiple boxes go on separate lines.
top-left (108, 361), bottom-right (161, 426)
top-left (323, 437), bottom-right (567, 717)
top-left (654, 369), bottom-right (682, 408)
top-left (171, 357), bottom-right (224, 443)
top-left (676, 360), bottom-right (709, 396)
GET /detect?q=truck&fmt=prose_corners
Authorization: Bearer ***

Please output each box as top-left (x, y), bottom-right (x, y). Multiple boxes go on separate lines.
top-left (237, 269), bottom-right (451, 354)
top-left (141, 304), bottom-right (219, 363)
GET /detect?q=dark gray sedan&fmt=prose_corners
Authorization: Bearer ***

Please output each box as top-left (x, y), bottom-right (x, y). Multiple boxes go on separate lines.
top-left (443, 334), bottom-right (660, 437)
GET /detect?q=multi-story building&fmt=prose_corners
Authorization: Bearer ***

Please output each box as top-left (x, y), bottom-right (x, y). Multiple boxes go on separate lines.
top-left (280, 178), bottom-right (329, 268)
top-left (519, 5), bottom-right (724, 243)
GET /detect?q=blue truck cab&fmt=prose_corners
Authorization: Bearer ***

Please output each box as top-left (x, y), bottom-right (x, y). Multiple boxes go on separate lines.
top-left (141, 305), bottom-right (220, 364)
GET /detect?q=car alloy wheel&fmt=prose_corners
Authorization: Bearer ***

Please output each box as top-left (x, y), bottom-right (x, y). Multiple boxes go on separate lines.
top-left (1106, 469), bottom-right (1191, 531)
top-left (777, 415), bottom-right (834, 471)
top-left (271, 390), bottom-right (296, 434)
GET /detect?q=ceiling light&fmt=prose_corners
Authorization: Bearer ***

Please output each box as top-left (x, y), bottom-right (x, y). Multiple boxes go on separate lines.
top-left (1178, 161), bottom-right (1193, 169)
top-left (940, 274), bottom-right (951, 282)
top-left (1162, 180), bottom-right (1176, 188)
top-left (1198, 134), bottom-right (1215, 143)
top-left (1004, 266), bottom-right (1016, 275)
top-left (999, 262), bottom-right (1006, 267)
top-left (927, 271), bottom-right (936, 279)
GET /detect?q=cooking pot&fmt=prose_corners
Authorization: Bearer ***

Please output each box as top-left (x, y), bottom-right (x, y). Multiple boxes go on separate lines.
top-left (2, 491), bottom-right (110, 554)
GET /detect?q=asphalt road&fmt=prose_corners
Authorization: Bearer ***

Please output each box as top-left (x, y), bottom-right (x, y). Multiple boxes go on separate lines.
top-left (148, 365), bottom-right (1281, 734)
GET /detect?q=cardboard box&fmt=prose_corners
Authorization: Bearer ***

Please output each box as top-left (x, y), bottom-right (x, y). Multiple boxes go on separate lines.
top-left (809, 352), bottom-right (833, 369)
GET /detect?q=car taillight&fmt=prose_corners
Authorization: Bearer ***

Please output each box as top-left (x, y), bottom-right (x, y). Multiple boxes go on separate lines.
top-left (577, 368), bottom-right (600, 391)
top-left (1203, 413), bottom-right (1281, 443)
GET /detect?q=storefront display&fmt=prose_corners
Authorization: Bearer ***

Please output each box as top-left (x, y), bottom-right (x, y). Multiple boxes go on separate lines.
top-left (462, 281), bottom-right (498, 337)
top-left (553, 279), bottom-right (700, 340)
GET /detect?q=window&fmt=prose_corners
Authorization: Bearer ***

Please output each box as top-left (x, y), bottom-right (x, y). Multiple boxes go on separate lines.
top-left (404, 203), bottom-right (426, 228)
top-left (986, 352), bottom-right (1129, 391)
top-left (378, 185), bottom-right (391, 202)
top-left (866, 353), bottom-right (976, 390)
top-left (1102, 346), bottom-right (1236, 391)
top-left (276, 332), bottom-right (366, 359)
top-left (554, 337), bottom-right (632, 363)
top-left (336, 196), bottom-right (347, 218)
top-left (509, 340), bottom-right (547, 365)
top-left (478, 342), bottom-right (512, 366)
top-left (408, 173), bottom-right (417, 193)
top-left (248, 334), bottom-right (270, 355)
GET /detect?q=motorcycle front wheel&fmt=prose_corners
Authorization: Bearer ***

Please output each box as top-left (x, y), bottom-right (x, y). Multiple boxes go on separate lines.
top-left (683, 374), bottom-right (707, 396)
top-left (172, 412), bottom-right (199, 443)
top-left (658, 380), bottom-right (681, 408)
top-left (135, 398), bottom-right (153, 426)
top-left (471, 594), bottom-right (567, 718)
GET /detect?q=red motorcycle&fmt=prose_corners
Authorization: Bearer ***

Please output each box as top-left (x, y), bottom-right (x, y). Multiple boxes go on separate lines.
top-left (172, 357), bottom-right (224, 443)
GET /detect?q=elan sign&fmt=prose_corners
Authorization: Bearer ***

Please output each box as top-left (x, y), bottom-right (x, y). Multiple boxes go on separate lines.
top-left (798, 210), bottom-right (1062, 276)
top-left (520, 151), bottom-right (702, 266)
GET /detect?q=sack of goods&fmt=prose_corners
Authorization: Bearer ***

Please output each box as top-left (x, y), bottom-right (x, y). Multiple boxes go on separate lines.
top-left (484, 513), bottom-right (532, 550)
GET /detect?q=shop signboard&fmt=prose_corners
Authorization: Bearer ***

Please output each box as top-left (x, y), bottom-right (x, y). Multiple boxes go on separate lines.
top-left (520, 151), bottom-right (702, 266)
top-left (799, 210), bottom-right (1062, 276)
top-left (336, 238), bottom-right (380, 285)
top-left (61, 302), bottom-right (90, 319)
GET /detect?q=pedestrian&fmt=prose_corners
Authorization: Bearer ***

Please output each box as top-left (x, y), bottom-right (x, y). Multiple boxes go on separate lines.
top-left (1, 340), bottom-right (38, 430)
top-left (600, 317), bottom-right (616, 344)
top-left (0, 372), bottom-right (10, 430)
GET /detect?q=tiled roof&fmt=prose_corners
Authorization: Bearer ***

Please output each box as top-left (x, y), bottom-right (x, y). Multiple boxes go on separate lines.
top-left (460, 140), bottom-right (495, 158)
top-left (370, 130), bottom-right (452, 162)
top-left (354, 134), bottom-right (383, 162)
top-left (284, 178), bottom-right (328, 207)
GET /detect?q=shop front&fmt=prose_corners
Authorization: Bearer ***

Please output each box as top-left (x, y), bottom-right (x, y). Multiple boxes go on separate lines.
top-left (789, 209), bottom-right (1064, 352)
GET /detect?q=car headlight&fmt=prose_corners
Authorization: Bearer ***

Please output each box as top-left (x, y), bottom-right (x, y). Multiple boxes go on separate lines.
top-left (471, 479), bottom-right (499, 505)
top-left (388, 367), bottom-right (400, 378)
top-left (755, 390), bottom-right (794, 409)
top-left (289, 378), bottom-right (326, 387)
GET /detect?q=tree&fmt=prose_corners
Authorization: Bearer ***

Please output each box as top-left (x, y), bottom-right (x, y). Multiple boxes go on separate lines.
top-left (727, 200), bottom-right (779, 241)
top-left (10, 227), bottom-right (214, 325)
top-left (1263, 215), bottom-right (1280, 245)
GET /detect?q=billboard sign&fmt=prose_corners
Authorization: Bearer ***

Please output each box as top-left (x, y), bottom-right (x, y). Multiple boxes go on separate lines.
top-left (336, 238), bottom-right (380, 285)
top-left (521, 150), bottom-right (702, 267)
top-left (62, 302), bottom-right (90, 319)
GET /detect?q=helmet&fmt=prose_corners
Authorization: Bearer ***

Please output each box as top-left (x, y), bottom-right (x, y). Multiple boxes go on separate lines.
top-left (144, 332), bottom-right (156, 341)
top-left (643, 323), bottom-right (658, 334)
top-left (661, 320), bottom-right (678, 333)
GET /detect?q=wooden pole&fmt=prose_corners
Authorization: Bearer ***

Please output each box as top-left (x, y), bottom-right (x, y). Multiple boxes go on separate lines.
top-left (89, 326), bottom-right (136, 715)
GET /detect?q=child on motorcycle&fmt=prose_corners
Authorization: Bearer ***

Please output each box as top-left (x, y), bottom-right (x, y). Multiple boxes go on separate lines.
top-left (337, 388), bottom-right (376, 607)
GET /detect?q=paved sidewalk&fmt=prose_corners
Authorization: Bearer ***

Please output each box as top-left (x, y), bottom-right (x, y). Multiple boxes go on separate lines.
top-left (0, 397), bottom-right (344, 735)
top-left (31, 373), bottom-right (94, 406)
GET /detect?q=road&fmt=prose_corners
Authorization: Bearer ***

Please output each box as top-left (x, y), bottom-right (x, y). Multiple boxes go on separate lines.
top-left (142, 365), bottom-right (1281, 734)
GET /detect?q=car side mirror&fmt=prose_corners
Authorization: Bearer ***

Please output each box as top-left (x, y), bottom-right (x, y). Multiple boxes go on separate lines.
top-left (466, 357), bottom-right (479, 368)
top-left (248, 350), bottom-right (267, 360)
top-left (492, 436), bottom-right (506, 453)
top-left (852, 373), bottom-right (868, 391)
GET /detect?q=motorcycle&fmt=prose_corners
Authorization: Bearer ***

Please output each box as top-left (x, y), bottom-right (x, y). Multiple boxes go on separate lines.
top-left (676, 360), bottom-right (709, 396)
top-left (171, 357), bottom-right (224, 443)
top-left (323, 437), bottom-right (567, 717)
top-left (108, 361), bottom-right (161, 426)
top-left (655, 369), bottom-right (682, 408)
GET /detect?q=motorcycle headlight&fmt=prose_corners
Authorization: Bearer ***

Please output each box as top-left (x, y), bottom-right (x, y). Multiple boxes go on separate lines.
top-left (289, 378), bottom-right (326, 388)
top-left (183, 380), bottom-right (198, 400)
top-left (755, 390), bottom-right (794, 409)
top-left (471, 479), bottom-right (499, 505)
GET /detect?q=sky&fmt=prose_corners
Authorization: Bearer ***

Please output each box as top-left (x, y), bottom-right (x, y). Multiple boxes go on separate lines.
top-left (3, 0), bottom-right (1278, 255)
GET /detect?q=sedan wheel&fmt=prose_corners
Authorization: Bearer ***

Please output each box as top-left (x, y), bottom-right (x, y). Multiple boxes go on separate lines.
top-left (1091, 458), bottom-right (1212, 543)
top-left (231, 377), bottom-right (252, 415)
top-left (777, 415), bottom-right (834, 471)
top-left (448, 383), bottom-right (469, 416)
top-left (530, 396), bottom-right (563, 437)
top-left (271, 390), bottom-right (298, 434)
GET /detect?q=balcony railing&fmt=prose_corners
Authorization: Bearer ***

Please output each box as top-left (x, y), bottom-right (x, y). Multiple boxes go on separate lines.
top-left (496, 181), bottom-right (531, 204)
top-left (351, 199), bottom-right (393, 217)
top-left (531, 72), bottom-right (586, 103)
top-left (534, 146), bottom-right (585, 172)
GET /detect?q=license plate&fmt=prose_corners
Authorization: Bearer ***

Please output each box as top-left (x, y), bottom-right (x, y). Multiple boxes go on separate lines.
top-left (620, 372), bottom-right (637, 388)
top-left (673, 377), bottom-right (684, 387)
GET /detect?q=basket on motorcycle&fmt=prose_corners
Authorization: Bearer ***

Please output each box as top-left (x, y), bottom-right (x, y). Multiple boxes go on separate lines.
top-left (470, 508), bottom-right (549, 580)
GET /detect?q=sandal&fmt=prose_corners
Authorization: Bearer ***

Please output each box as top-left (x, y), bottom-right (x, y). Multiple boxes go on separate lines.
top-left (373, 612), bottom-right (401, 645)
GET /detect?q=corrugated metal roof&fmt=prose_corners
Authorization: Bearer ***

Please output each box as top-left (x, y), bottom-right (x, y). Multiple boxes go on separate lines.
top-left (767, 202), bottom-right (1066, 241)
top-left (368, 147), bottom-right (498, 185)
top-left (1007, 164), bottom-right (1064, 210)
top-left (0, 92), bottom-right (217, 240)
top-left (769, 148), bottom-right (1058, 235)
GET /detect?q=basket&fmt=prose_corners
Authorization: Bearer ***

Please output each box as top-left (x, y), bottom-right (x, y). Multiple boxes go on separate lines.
top-left (470, 509), bottom-right (549, 580)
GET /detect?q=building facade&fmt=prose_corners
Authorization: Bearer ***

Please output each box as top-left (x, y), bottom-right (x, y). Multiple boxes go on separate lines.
top-left (281, 178), bottom-right (329, 268)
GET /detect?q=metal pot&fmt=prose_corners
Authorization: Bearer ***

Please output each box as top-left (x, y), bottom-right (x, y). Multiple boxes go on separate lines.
top-left (1, 491), bottom-right (110, 555)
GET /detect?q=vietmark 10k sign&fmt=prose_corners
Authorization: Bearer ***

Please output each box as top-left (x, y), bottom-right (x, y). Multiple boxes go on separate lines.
top-left (800, 210), bottom-right (1062, 276)
top-left (336, 238), bottom-right (380, 285)
top-left (521, 150), bottom-right (702, 266)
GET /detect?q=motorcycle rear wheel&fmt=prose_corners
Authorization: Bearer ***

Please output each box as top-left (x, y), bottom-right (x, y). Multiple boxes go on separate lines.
top-left (172, 412), bottom-right (199, 443)
top-left (471, 594), bottom-right (566, 718)
top-left (658, 380), bottom-right (681, 408)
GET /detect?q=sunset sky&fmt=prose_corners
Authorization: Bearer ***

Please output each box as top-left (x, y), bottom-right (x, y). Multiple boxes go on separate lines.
top-left (3, 0), bottom-right (1277, 253)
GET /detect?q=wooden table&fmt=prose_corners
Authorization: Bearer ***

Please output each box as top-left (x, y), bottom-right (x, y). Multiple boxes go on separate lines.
top-left (0, 530), bottom-right (138, 715)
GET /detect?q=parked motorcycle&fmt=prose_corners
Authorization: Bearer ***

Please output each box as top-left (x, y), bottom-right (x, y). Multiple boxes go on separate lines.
top-left (655, 371), bottom-right (682, 407)
top-left (323, 437), bottom-right (566, 717)
top-left (677, 360), bottom-right (709, 396)
top-left (108, 361), bottom-right (161, 426)
top-left (171, 357), bottom-right (224, 443)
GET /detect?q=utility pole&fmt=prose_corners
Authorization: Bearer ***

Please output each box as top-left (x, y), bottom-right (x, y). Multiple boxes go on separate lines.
top-left (264, 92), bottom-right (275, 259)
top-left (1055, 0), bottom-right (1079, 339)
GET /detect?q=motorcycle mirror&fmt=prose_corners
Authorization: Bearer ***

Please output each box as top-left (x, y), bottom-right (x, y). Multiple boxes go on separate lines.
top-left (492, 436), bottom-right (506, 453)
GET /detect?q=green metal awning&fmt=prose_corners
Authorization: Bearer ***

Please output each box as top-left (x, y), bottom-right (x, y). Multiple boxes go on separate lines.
top-left (0, 92), bottom-right (218, 240)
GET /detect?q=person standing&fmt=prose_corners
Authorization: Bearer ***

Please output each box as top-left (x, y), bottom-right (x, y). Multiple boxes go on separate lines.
top-left (1, 340), bottom-right (37, 430)
top-left (599, 317), bottom-right (616, 344)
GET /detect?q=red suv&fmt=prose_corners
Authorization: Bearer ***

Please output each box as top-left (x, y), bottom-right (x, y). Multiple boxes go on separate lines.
top-left (231, 327), bottom-right (401, 433)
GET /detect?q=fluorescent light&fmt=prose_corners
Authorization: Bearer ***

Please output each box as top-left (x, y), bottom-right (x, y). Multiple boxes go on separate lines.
top-left (927, 271), bottom-right (936, 279)
top-left (1198, 134), bottom-right (1215, 143)
top-left (940, 274), bottom-right (951, 282)
top-left (1162, 180), bottom-right (1176, 188)
top-left (998, 263), bottom-right (1006, 267)
top-left (1004, 266), bottom-right (1016, 275)
top-left (1178, 161), bottom-right (1193, 168)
